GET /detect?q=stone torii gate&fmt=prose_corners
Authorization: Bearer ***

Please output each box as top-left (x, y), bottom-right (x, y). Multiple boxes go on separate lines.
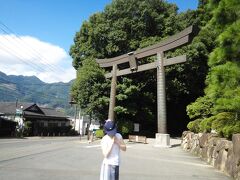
top-left (96, 26), bottom-right (195, 147)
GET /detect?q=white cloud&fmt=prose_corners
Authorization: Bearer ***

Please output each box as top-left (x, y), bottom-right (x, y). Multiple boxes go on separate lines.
top-left (0, 34), bottom-right (76, 83)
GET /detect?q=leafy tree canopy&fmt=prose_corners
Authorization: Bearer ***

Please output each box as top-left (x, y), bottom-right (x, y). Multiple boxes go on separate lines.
top-left (186, 0), bottom-right (240, 138)
top-left (70, 0), bottom-right (213, 135)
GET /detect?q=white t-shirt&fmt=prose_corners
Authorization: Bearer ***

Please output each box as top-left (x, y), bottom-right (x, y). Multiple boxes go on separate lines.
top-left (89, 124), bottom-right (94, 131)
top-left (101, 133), bottom-right (123, 166)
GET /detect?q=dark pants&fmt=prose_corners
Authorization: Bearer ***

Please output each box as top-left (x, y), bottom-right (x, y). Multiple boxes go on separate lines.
top-left (100, 164), bottom-right (119, 180)
top-left (109, 165), bottom-right (119, 180)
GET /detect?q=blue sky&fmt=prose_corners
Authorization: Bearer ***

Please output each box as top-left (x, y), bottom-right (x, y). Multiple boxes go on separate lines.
top-left (0, 0), bottom-right (198, 83)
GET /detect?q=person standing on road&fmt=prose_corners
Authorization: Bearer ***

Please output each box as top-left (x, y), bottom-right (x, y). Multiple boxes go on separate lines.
top-left (100, 119), bottom-right (126, 180)
top-left (88, 123), bottom-right (94, 143)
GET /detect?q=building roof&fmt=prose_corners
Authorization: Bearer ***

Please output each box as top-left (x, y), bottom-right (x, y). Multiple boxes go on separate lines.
top-left (0, 102), bottom-right (32, 114)
top-left (0, 102), bottom-right (67, 119)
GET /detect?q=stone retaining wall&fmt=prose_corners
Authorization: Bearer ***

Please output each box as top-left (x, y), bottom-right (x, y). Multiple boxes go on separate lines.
top-left (181, 131), bottom-right (240, 180)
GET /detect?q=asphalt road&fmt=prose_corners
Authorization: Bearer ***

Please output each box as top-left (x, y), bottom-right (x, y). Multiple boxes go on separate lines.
top-left (0, 137), bottom-right (231, 180)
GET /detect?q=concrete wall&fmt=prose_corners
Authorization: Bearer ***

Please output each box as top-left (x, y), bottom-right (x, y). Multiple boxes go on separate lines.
top-left (181, 131), bottom-right (240, 180)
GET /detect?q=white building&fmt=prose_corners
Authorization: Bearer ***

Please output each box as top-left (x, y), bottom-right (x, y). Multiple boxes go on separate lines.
top-left (72, 116), bottom-right (100, 136)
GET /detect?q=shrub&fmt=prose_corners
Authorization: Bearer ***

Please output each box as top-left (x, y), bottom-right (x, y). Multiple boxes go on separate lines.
top-left (23, 121), bottom-right (32, 137)
top-left (186, 96), bottom-right (214, 120)
top-left (211, 112), bottom-right (239, 138)
top-left (221, 119), bottom-right (240, 139)
top-left (95, 129), bottom-right (104, 138)
top-left (117, 120), bottom-right (134, 137)
top-left (187, 119), bottom-right (202, 133)
top-left (199, 116), bottom-right (216, 133)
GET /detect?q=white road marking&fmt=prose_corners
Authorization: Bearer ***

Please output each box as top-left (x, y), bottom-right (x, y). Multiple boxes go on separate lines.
top-left (85, 145), bottom-right (101, 148)
top-left (84, 145), bottom-right (132, 149)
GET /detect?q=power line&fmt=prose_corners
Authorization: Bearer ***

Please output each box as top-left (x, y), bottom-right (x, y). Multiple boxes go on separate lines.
top-left (0, 20), bottom-right (69, 73)
top-left (0, 20), bottom-right (74, 102)
top-left (0, 40), bottom-right (46, 72)
top-left (0, 24), bottom-right (66, 74)
top-left (0, 20), bottom-right (73, 82)
top-left (0, 31), bottom-right (63, 81)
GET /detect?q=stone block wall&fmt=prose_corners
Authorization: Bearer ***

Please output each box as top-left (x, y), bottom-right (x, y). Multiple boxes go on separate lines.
top-left (181, 131), bottom-right (240, 180)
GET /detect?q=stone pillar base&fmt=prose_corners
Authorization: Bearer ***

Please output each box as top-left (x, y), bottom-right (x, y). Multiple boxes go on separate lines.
top-left (154, 133), bottom-right (171, 148)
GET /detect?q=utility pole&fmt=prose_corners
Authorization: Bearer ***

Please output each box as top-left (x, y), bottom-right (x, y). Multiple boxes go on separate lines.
top-left (69, 94), bottom-right (77, 132)
top-left (79, 108), bottom-right (81, 140)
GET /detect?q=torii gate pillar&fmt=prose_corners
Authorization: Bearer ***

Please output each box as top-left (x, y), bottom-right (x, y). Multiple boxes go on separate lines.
top-left (108, 64), bottom-right (117, 121)
top-left (154, 52), bottom-right (171, 147)
top-left (157, 52), bottom-right (167, 134)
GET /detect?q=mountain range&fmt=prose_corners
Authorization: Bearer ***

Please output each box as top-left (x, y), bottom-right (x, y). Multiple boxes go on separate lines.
top-left (0, 71), bottom-right (75, 115)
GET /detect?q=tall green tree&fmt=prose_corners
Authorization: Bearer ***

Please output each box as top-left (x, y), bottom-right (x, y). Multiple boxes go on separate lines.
top-left (70, 0), bottom-right (211, 135)
top-left (186, 0), bottom-right (240, 138)
top-left (71, 59), bottom-right (109, 120)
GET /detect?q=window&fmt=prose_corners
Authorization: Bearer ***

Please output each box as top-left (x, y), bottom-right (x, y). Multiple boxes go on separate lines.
top-left (48, 122), bottom-right (57, 127)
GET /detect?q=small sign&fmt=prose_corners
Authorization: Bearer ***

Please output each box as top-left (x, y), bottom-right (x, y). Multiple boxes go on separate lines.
top-left (16, 109), bottom-right (23, 114)
top-left (15, 109), bottom-right (23, 117)
top-left (134, 123), bottom-right (140, 132)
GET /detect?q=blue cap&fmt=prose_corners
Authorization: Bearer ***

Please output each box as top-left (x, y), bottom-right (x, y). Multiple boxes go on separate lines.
top-left (104, 120), bottom-right (117, 136)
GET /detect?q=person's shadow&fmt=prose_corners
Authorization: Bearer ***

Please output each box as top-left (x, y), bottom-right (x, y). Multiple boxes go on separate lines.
top-left (170, 137), bottom-right (181, 148)
top-left (170, 143), bottom-right (181, 148)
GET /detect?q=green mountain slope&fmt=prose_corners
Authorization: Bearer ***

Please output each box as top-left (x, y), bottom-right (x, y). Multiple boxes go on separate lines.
top-left (0, 71), bottom-right (75, 115)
